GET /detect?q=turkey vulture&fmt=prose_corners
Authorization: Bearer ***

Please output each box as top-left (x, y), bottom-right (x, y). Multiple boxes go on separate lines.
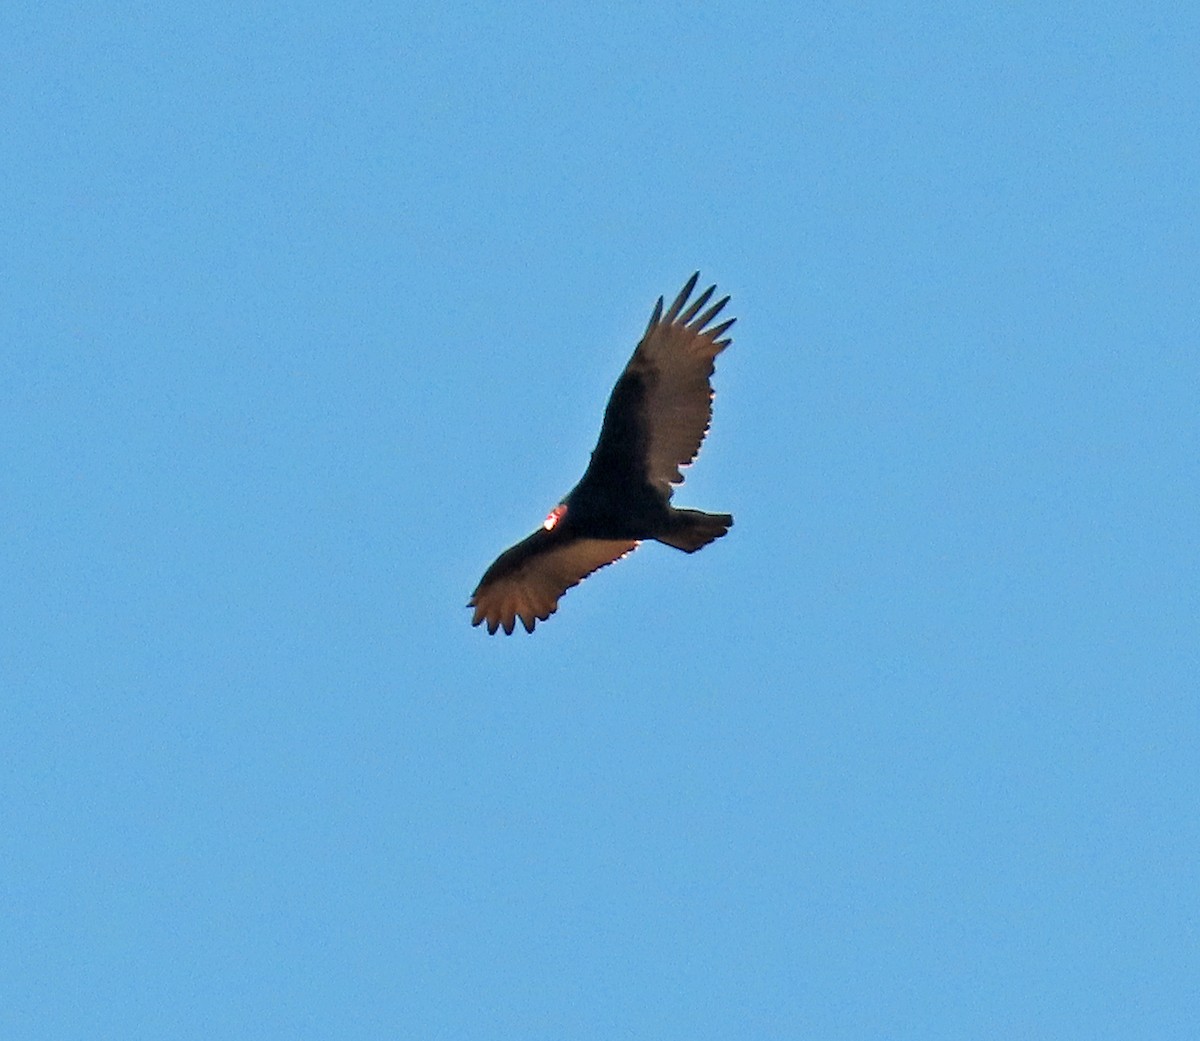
top-left (469, 273), bottom-right (735, 634)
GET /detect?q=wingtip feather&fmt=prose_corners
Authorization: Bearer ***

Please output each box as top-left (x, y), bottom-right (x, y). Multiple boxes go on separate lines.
top-left (679, 284), bottom-right (716, 325)
top-left (663, 272), bottom-right (700, 324)
top-left (645, 296), bottom-right (664, 335)
top-left (708, 317), bottom-right (736, 341)
top-left (696, 295), bottom-right (730, 330)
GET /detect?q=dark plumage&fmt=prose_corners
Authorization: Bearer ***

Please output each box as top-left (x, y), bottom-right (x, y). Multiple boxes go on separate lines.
top-left (469, 273), bottom-right (736, 634)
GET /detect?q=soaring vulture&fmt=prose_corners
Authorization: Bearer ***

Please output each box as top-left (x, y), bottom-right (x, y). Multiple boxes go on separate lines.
top-left (469, 273), bottom-right (735, 634)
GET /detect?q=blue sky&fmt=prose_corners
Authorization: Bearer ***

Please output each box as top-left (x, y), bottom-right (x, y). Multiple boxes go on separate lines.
top-left (3, 3), bottom-right (1197, 1038)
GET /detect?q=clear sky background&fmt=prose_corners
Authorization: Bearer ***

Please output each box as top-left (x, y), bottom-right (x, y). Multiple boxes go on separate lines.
top-left (3, 4), bottom-right (1197, 1039)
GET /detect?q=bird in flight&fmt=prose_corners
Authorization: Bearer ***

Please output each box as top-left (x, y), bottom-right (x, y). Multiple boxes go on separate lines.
top-left (469, 272), bottom-right (736, 634)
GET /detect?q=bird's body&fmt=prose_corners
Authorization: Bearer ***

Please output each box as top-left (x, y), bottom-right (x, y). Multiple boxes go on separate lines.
top-left (469, 273), bottom-right (735, 634)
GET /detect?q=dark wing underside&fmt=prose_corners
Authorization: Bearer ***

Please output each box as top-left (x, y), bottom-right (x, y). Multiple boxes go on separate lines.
top-left (469, 531), bottom-right (639, 634)
top-left (586, 273), bottom-right (735, 498)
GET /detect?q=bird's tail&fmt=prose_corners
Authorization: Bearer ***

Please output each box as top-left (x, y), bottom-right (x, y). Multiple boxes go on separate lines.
top-left (656, 509), bottom-right (733, 553)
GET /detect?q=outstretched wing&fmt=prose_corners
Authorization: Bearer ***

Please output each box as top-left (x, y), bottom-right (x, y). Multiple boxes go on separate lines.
top-left (587, 273), bottom-right (735, 498)
top-left (469, 531), bottom-right (639, 635)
